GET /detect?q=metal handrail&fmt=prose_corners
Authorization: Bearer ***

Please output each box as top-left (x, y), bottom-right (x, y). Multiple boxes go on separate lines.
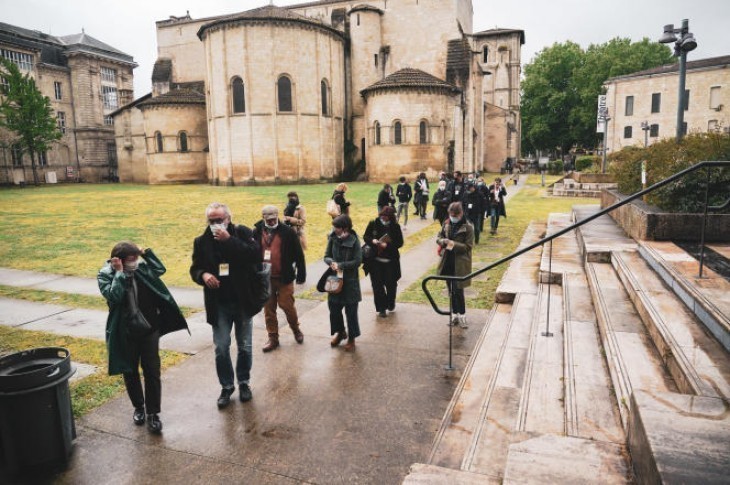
top-left (422, 160), bottom-right (730, 316)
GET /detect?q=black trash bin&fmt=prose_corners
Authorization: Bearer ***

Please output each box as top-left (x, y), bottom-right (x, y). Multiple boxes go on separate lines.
top-left (0, 347), bottom-right (77, 475)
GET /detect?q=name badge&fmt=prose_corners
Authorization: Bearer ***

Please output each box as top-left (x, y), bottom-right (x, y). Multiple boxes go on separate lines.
top-left (219, 263), bottom-right (229, 276)
top-left (455, 190), bottom-right (460, 195)
top-left (468, 203), bottom-right (473, 209)
top-left (264, 250), bottom-right (271, 262)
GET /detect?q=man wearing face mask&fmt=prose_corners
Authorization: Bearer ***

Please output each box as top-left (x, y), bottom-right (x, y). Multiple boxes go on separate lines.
top-left (98, 242), bottom-right (189, 433)
top-left (363, 206), bottom-right (404, 317)
top-left (436, 202), bottom-right (474, 327)
top-left (190, 202), bottom-right (262, 408)
top-left (253, 205), bottom-right (306, 352)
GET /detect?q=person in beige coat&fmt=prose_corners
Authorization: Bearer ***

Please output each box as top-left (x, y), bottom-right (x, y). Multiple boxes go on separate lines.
top-left (283, 191), bottom-right (307, 250)
top-left (436, 202), bottom-right (473, 327)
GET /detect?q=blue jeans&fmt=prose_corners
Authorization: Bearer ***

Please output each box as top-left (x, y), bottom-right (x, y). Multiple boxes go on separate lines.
top-left (212, 301), bottom-right (253, 389)
top-left (490, 207), bottom-right (501, 231)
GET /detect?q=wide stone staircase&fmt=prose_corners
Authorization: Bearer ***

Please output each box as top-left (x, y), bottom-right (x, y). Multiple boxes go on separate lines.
top-left (404, 205), bottom-right (730, 484)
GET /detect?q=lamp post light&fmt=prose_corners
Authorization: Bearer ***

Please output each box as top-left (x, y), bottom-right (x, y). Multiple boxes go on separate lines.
top-left (641, 121), bottom-right (650, 148)
top-left (659, 19), bottom-right (698, 142)
top-left (600, 116), bottom-right (610, 173)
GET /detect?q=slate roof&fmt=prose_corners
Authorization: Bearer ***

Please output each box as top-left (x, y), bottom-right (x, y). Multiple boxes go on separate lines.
top-left (472, 28), bottom-right (525, 44)
top-left (197, 5), bottom-right (344, 40)
top-left (446, 38), bottom-right (471, 72)
top-left (606, 55), bottom-right (730, 82)
top-left (58, 31), bottom-right (136, 65)
top-left (361, 68), bottom-right (460, 97)
top-left (109, 92), bottom-right (152, 117)
top-left (136, 88), bottom-right (206, 109)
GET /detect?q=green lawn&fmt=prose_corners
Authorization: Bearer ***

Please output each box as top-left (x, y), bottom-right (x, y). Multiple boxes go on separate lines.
top-left (0, 182), bottom-right (398, 287)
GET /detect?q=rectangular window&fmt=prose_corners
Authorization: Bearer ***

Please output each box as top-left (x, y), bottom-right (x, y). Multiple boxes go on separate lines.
top-left (709, 86), bottom-right (721, 109)
top-left (57, 111), bottom-right (66, 134)
top-left (651, 93), bottom-right (661, 113)
top-left (104, 115), bottom-right (114, 126)
top-left (38, 151), bottom-right (48, 167)
top-left (684, 89), bottom-right (690, 111)
top-left (650, 123), bottom-right (659, 137)
top-left (102, 85), bottom-right (118, 109)
top-left (625, 96), bottom-right (634, 116)
top-left (624, 126), bottom-right (633, 139)
top-left (1, 48), bottom-right (33, 70)
top-left (100, 66), bottom-right (117, 83)
top-left (107, 143), bottom-right (117, 165)
top-left (374, 54), bottom-right (378, 67)
top-left (54, 81), bottom-right (62, 100)
top-left (11, 145), bottom-right (23, 167)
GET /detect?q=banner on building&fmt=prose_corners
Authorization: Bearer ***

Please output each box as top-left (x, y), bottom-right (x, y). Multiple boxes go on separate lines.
top-left (597, 95), bottom-right (608, 133)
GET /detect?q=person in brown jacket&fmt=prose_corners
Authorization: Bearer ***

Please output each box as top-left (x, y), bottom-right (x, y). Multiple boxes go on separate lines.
top-left (283, 191), bottom-right (307, 250)
top-left (436, 202), bottom-right (473, 328)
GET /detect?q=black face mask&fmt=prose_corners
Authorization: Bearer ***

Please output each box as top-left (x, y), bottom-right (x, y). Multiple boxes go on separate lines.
top-left (289, 198), bottom-right (298, 205)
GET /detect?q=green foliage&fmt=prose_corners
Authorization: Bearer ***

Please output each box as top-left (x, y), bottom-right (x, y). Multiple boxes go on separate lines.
top-left (0, 58), bottom-right (62, 185)
top-left (575, 156), bottom-right (600, 172)
top-left (522, 38), bottom-right (674, 153)
top-left (547, 160), bottom-right (564, 175)
top-left (609, 132), bottom-right (730, 212)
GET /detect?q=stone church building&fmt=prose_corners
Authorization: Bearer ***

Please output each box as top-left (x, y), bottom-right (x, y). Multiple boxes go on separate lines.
top-left (114, 0), bottom-right (524, 184)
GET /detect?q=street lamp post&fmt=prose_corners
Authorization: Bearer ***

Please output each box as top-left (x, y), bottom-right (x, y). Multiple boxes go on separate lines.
top-left (659, 19), bottom-right (698, 142)
top-left (600, 116), bottom-right (610, 173)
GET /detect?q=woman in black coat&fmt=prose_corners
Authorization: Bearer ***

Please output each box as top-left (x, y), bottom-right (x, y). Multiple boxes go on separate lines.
top-left (376, 183), bottom-right (395, 214)
top-left (431, 180), bottom-right (452, 226)
top-left (332, 182), bottom-right (351, 216)
top-left (363, 206), bottom-right (404, 317)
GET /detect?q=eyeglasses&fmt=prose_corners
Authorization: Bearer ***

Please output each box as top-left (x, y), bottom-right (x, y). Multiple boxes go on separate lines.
top-left (208, 218), bottom-right (227, 224)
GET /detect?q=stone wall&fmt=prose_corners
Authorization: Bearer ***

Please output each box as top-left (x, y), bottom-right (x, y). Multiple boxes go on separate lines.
top-left (115, 107), bottom-right (148, 183)
top-left (602, 189), bottom-right (730, 242)
top-left (156, 18), bottom-right (209, 84)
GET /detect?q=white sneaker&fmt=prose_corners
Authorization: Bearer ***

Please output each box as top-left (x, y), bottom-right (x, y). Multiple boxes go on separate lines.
top-left (458, 314), bottom-right (469, 329)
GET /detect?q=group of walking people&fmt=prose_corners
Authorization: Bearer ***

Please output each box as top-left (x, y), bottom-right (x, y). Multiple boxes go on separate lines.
top-left (98, 173), bottom-right (509, 434)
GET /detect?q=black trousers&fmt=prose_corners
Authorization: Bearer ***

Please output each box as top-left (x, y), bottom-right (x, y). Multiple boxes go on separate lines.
top-left (448, 281), bottom-right (466, 314)
top-left (369, 261), bottom-right (398, 312)
top-left (123, 330), bottom-right (161, 414)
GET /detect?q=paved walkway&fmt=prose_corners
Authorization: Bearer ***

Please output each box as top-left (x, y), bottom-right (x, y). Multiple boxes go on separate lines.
top-left (0, 178), bottom-right (527, 484)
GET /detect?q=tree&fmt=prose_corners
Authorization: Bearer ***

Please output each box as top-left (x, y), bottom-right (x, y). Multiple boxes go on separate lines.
top-left (521, 38), bottom-right (674, 154)
top-left (0, 58), bottom-right (62, 185)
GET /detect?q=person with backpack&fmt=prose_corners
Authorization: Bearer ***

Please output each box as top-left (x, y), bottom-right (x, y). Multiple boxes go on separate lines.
top-left (190, 202), bottom-right (262, 408)
top-left (395, 176), bottom-right (412, 227)
top-left (329, 183), bottom-right (350, 218)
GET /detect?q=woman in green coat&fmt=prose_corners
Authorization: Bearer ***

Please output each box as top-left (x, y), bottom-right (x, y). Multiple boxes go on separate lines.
top-left (436, 202), bottom-right (474, 328)
top-left (324, 215), bottom-right (362, 351)
top-left (98, 242), bottom-right (189, 433)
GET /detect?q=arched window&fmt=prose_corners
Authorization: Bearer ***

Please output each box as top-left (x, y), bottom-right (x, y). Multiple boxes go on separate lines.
top-left (321, 79), bottom-right (330, 116)
top-left (394, 121), bottom-right (402, 145)
top-left (374, 121), bottom-right (381, 145)
top-left (155, 131), bottom-right (163, 153)
top-left (277, 75), bottom-right (293, 112)
top-left (231, 77), bottom-right (245, 114)
top-left (419, 120), bottom-right (428, 144)
top-left (482, 46), bottom-right (489, 64)
top-left (179, 131), bottom-right (188, 152)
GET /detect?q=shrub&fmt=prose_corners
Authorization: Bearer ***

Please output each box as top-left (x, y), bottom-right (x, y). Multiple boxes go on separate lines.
top-left (575, 155), bottom-right (600, 172)
top-left (609, 132), bottom-right (730, 213)
top-left (547, 159), bottom-right (564, 175)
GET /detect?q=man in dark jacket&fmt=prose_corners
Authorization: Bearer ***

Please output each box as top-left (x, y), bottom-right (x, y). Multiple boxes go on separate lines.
top-left (395, 176), bottom-right (412, 227)
top-left (488, 177), bottom-right (508, 235)
top-left (463, 183), bottom-right (487, 244)
top-left (253, 205), bottom-right (306, 352)
top-left (377, 183), bottom-right (395, 214)
top-left (190, 202), bottom-right (262, 408)
top-left (450, 171), bottom-right (466, 203)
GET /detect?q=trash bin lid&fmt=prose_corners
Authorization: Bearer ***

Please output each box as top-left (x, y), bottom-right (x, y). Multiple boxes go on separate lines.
top-left (0, 347), bottom-right (73, 392)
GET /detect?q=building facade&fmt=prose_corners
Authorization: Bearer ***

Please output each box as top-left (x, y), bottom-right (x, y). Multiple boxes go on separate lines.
top-left (0, 22), bottom-right (136, 184)
top-left (604, 55), bottom-right (730, 151)
top-left (114, 0), bottom-right (523, 184)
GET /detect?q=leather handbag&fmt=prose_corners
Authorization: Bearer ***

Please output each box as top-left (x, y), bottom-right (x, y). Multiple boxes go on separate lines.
top-left (317, 267), bottom-right (344, 294)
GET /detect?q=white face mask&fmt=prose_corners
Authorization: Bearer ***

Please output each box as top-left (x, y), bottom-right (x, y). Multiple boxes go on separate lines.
top-left (210, 223), bottom-right (226, 234)
top-left (265, 219), bottom-right (278, 230)
top-left (337, 230), bottom-right (349, 239)
top-left (380, 217), bottom-right (390, 225)
top-left (449, 216), bottom-right (460, 223)
top-left (123, 260), bottom-right (139, 272)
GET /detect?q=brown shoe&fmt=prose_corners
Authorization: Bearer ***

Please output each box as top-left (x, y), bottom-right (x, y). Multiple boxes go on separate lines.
top-left (262, 334), bottom-right (279, 352)
top-left (330, 331), bottom-right (347, 347)
top-left (293, 328), bottom-right (304, 344)
top-left (343, 338), bottom-right (356, 352)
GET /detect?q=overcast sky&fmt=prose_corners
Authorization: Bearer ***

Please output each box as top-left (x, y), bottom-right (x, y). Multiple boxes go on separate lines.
top-left (3, 0), bottom-right (728, 96)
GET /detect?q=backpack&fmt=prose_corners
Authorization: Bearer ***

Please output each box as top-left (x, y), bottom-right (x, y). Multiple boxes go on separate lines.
top-left (326, 198), bottom-right (341, 217)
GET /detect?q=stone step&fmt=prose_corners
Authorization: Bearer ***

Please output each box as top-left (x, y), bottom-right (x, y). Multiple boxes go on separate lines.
top-left (573, 204), bottom-right (637, 263)
top-left (585, 261), bottom-right (678, 429)
top-left (562, 273), bottom-right (625, 443)
top-left (502, 434), bottom-right (631, 484)
top-left (461, 292), bottom-right (537, 478)
top-left (428, 304), bottom-right (515, 469)
top-left (612, 251), bottom-right (730, 400)
top-left (628, 390), bottom-right (730, 485)
top-left (539, 214), bottom-right (583, 284)
top-left (638, 240), bottom-right (730, 352)
top-left (515, 283), bottom-right (565, 436)
top-left (496, 221), bottom-right (545, 303)
top-left (403, 463), bottom-right (499, 484)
